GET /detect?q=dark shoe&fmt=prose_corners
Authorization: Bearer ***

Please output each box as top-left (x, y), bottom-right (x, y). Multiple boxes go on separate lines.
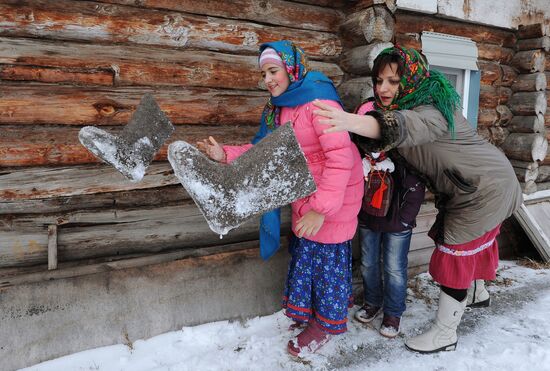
top-left (354, 304), bottom-right (381, 324)
top-left (379, 314), bottom-right (400, 338)
top-left (287, 320), bottom-right (331, 357)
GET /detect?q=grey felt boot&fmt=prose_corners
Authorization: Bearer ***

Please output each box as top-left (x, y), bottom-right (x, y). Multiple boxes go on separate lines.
top-left (466, 279), bottom-right (490, 308)
top-left (405, 291), bottom-right (467, 353)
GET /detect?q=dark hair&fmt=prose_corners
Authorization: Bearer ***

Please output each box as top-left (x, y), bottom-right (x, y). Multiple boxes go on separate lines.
top-left (370, 52), bottom-right (405, 87)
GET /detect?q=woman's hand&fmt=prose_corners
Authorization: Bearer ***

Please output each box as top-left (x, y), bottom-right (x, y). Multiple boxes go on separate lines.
top-left (312, 100), bottom-right (381, 139)
top-left (295, 210), bottom-right (325, 238)
top-left (196, 136), bottom-right (226, 162)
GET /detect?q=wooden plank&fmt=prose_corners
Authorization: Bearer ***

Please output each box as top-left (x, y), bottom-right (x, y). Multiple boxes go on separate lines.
top-left (0, 204), bottom-right (291, 268)
top-left (478, 43), bottom-right (514, 64)
top-left (0, 124), bottom-right (258, 167)
top-left (0, 185), bottom-right (188, 215)
top-left (0, 240), bottom-right (267, 288)
top-left (479, 61), bottom-right (502, 85)
top-left (0, 163), bottom-right (180, 201)
top-left (513, 197), bottom-right (550, 262)
top-left (395, 11), bottom-right (516, 48)
top-left (0, 85), bottom-right (266, 126)
top-left (0, 37), bottom-right (343, 89)
top-left (47, 225), bottom-right (57, 270)
top-left (92, 0), bottom-right (343, 32)
top-left (0, 0), bottom-right (341, 60)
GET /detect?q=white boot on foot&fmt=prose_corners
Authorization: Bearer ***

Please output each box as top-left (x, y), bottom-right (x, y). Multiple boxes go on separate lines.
top-left (405, 291), bottom-right (467, 353)
top-left (466, 279), bottom-right (490, 308)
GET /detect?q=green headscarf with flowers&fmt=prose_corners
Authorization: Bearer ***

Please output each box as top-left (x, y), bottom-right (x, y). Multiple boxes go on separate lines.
top-left (374, 45), bottom-right (462, 137)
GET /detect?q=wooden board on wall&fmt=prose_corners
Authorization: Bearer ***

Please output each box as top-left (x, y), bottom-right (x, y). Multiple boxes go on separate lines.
top-left (0, 37), bottom-right (343, 90)
top-left (0, 0), bottom-right (341, 60)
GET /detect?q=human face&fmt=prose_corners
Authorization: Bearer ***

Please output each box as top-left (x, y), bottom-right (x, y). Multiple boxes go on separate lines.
top-left (375, 62), bottom-right (400, 106)
top-left (261, 63), bottom-right (290, 97)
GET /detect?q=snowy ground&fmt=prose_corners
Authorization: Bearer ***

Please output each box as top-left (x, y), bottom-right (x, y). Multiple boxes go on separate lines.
top-left (22, 260), bottom-right (550, 371)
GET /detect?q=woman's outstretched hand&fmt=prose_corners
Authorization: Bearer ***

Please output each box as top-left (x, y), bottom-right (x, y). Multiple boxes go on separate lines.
top-left (196, 136), bottom-right (226, 162)
top-left (312, 100), bottom-right (381, 139)
top-left (295, 210), bottom-right (325, 238)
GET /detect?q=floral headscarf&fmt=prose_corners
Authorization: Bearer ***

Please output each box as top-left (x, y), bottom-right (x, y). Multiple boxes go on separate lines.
top-left (374, 45), bottom-right (462, 137)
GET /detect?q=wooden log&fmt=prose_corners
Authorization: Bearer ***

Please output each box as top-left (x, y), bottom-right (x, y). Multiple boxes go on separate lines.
top-left (93, 0), bottom-right (343, 32)
top-left (508, 91), bottom-right (547, 116)
top-left (497, 86), bottom-right (513, 105)
top-left (394, 32), bottom-right (421, 50)
top-left (0, 163), bottom-right (180, 201)
top-left (340, 42), bottom-right (393, 75)
top-left (477, 108), bottom-right (498, 127)
top-left (535, 181), bottom-right (550, 192)
top-left (536, 165), bottom-right (550, 182)
top-left (0, 37), bottom-right (343, 89)
top-left (339, 5), bottom-right (394, 47)
top-left (0, 125), bottom-right (258, 167)
top-left (547, 72), bottom-right (550, 90)
top-left (395, 12), bottom-right (516, 48)
top-left (510, 159), bottom-right (539, 171)
top-left (500, 65), bottom-right (518, 87)
top-left (478, 43), bottom-right (514, 64)
top-left (0, 0), bottom-right (341, 60)
top-left (508, 115), bottom-right (545, 133)
top-left (0, 185), bottom-right (189, 215)
top-left (337, 77), bottom-right (374, 112)
top-left (488, 127), bottom-right (509, 147)
top-left (479, 61), bottom-right (502, 85)
top-left (351, 0), bottom-right (397, 12)
top-left (291, 0), bottom-right (346, 8)
top-left (513, 163), bottom-right (539, 183)
top-left (511, 50), bottom-right (546, 73)
top-left (47, 225), bottom-right (58, 270)
top-left (502, 133), bottom-right (548, 162)
top-left (519, 181), bottom-right (537, 194)
top-left (518, 23), bottom-right (550, 39)
top-left (496, 105), bottom-right (513, 126)
top-left (0, 204), bottom-right (291, 268)
top-left (517, 36), bottom-right (550, 52)
top-left (511, 73), bottom-right (547, 92)
top-left (479, 85), bottom-right (499, 109)
top-left (0, 85), bottom-right (266, 126)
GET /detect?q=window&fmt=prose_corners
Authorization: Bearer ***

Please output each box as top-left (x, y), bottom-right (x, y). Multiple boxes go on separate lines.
top-left (421, 31), bottom-right (480, 127)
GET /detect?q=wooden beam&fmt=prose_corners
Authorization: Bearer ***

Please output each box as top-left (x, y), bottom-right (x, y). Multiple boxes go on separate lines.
top-left (508, 91), bottom-right (547, 116)
top-left (395, 11), bottom-right (516, 48)
top-left (339, 6), bottom-right (394, 47)
top-left (511, 73), bottom-right (547, 92)
top-left (0, 37), bottom-right (343, 90)
top-left (502, 133), bottom-right (548, 162)
top-left (517, 36), bottom-right (550, 52)
top-left (91, 0), bottom-right (343, 32)
top-left (340, 42), bottom-right (393, 75)
top-left (0, 85), bottom-right (266, 126)
top-left (508, 115), bottom-right (545, 133)
top-left (47, 225), bottom-right (58, 270)
top-left (518, 23), bottom-right (549, 39)
top-left (511, 50), bottom-right (546, 73)
top-left (0, 0), bottom-right (341, 60)
top-left (0, 125), bottom-right (258, 167)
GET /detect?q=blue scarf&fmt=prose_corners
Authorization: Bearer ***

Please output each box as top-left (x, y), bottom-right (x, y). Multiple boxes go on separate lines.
top-left (253, 40), bottom-right (341, 260)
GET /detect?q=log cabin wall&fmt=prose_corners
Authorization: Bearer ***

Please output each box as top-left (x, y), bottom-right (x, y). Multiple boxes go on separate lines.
top-left (0, 0), bottom-right (347, 277)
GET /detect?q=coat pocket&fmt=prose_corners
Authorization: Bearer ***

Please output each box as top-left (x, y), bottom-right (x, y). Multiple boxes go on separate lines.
top-left (443, 169), bottom-right (478, 193)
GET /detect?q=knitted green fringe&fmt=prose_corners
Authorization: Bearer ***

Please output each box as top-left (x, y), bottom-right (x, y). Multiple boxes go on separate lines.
top-left (397, 69), bottom-right (462, 138)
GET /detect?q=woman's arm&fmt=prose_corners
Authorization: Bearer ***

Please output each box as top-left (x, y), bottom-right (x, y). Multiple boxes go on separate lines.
top-left (312, 100), bottom-right (381, 138)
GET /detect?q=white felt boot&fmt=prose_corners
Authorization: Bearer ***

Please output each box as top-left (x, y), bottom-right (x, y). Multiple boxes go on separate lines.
top-left (405, 291), bottom-right (467, 353)
top-left (467, 279), bottom-right (490, 308)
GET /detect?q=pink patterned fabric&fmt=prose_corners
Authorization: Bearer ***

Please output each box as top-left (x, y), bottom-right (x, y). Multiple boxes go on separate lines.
top-left (223, 100), bottom-right (364, 244)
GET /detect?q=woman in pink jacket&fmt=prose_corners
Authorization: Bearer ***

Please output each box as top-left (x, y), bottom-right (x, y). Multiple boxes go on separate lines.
top-left (198, 40), bottom-right (363, 357)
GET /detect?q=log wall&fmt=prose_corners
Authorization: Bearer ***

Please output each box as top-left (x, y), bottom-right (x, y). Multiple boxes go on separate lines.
top-left (0, 0), bottom-right (344, 276)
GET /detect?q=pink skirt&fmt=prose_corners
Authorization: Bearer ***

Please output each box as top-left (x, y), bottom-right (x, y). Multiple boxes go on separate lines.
top-left (429, 224), bottom-right (501, 289)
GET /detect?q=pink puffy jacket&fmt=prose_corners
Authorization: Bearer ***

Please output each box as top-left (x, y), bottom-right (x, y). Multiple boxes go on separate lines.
top-left (223, 100), bottom-right (364, 244)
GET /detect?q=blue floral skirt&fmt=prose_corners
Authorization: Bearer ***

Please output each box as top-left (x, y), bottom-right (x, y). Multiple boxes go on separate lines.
top-left (282, 236), bottom-right (353, 334)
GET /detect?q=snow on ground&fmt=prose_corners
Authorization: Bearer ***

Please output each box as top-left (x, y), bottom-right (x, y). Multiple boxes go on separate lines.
top-left (21, 260), bottom-right (550, 371)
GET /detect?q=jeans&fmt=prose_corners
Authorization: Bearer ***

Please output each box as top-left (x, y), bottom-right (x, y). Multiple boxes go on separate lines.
top-left (359, 227), bottom-right (412, 317)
